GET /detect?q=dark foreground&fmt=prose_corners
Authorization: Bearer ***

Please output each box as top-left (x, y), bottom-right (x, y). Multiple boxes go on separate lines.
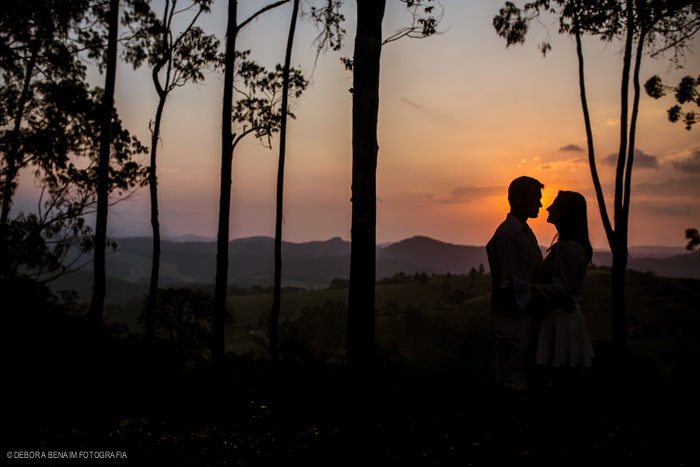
top-left (2, 274), bottom-right (695, 466)
top-left (3, 397), bottom-right (693, 466)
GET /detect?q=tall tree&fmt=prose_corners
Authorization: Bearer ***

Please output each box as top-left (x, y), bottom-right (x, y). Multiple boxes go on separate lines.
top-left (87, 0), bottom-right (120, 333)
top-left (121, 0), bottom-right (219, 348)
top-left (346, 0), bottom-right (386, 404)
top-left (0, 0), bottom-right (91, 274)
top-left (1, 0), bottom-right (147, 283)
top-left (270, 0), bottom-right (301, 372)
top-left (346, 0), bottom-right (439, 407)
top-left (493, 0), bottom-right (700, 360)
top-left (268, 0), bottom-right (340, 372)
top-left (3, 90), bottom-right (147, 282)
top-left (213, 0), bottom-right (294, 376)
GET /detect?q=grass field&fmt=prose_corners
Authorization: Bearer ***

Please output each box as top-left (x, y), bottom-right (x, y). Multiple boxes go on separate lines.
top-left (213, 268), bottom-right (700, 377)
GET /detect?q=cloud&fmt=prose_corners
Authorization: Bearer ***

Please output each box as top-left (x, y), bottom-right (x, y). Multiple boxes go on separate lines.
top-left (400, 97), bottom-right (424, 109)
top-left (536, 156), bottom-right (588, 171)
top-left (671, 150), bottom-right (700, 172)
top-left (607, 118), bottom-right (620, 126)
top-left (446, 185), bottom-right (504, 202)
top-left (424, 194), bottom-right (435, 200)
top-left (637, 202), bottom-right (692, 217)
top-left (559, 144), bottom-right (584, 152)
top-left (633, 176), bottom-right (700, 198)
top-left (601, 149), bottom-right (659, 169)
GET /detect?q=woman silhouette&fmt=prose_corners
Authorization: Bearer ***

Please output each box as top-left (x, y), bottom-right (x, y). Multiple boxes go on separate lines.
top-left (522, 190), bottom-right (595, 368)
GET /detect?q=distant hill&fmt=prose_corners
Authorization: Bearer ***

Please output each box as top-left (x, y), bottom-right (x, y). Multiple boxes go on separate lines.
top-left (377, 236), bottom-right (488, 278)
top-left (51, 235), bottom-right (699, 301)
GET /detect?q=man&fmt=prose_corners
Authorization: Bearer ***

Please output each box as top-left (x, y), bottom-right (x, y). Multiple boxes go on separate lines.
top-left (486, 176), bottom-right (544, 392)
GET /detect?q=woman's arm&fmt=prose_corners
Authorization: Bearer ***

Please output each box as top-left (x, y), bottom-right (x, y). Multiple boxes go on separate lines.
top-left (531, 241), bottom-right (586, 308)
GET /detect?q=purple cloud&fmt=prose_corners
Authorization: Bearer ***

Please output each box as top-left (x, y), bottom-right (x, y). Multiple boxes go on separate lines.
top-left (671, 150), bottom-right (700, 172)
top-left (601, 149), bottom-right (658, 169)
top-left (559, 144), bottom-right (584, 152)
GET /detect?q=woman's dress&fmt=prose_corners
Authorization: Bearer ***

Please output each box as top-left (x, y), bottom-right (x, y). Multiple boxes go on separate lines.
top-left (531, 240), bottom-right (594, 367)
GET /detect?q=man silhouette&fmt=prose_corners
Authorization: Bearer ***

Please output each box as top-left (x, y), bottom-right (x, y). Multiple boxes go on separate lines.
top-left (486, 176), bottom-right (544, 393)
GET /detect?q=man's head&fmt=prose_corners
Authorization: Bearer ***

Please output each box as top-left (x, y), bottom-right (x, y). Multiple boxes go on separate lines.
top-left (508, 176), bottom-right (544, 223)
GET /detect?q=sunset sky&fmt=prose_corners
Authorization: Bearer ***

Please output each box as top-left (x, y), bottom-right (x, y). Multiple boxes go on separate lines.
top-left (14, 0), bottom-right (700, 249)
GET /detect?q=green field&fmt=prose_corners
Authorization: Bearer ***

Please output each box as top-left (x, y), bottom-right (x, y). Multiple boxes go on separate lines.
top-left (212, 268), bottom-right (700, 377)
top-left (101, 266), bottom-right (699, 378)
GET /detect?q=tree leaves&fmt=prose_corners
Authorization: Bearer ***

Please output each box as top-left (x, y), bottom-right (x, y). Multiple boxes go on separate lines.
top-left (645, 74), bottom-right (699, 130)
top-left (231, 53), bottom-right (308, 150)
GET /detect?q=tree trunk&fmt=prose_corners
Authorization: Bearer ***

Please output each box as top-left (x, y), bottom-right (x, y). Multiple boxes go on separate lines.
top-left (270, 0), bottom-right (300, 372)
top-left (347, 0), bottom-right (385, 412)
top-left (575, 28), bottom-right (612, 244)
top-left (213, 0), bottom-right (238, 376)
top-left (88, 0), bottom-right (119, 333)
top-left (146, 95), bottom-right (167, 347)
top-left (609, 0), bottom-right (635, 358)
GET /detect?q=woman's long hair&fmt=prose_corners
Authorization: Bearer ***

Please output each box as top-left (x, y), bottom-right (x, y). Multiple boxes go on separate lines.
top-left (551, 191), bottom-right (593, 264)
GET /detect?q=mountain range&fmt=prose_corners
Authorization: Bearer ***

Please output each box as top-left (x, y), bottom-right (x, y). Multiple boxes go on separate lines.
top-left (51, 236), bottom-right (699, 298)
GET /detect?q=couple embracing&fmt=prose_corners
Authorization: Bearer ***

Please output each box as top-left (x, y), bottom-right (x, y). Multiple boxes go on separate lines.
top-left (487, 176), bottom-right (595, 398)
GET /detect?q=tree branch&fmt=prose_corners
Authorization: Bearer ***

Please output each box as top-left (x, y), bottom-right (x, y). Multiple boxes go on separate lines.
top-left (238, 0), bottom-right (291, 32)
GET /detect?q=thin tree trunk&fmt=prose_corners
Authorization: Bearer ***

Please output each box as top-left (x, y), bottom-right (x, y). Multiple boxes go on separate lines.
top-left (610, 0), bottom-right (635, 358)
top-left (145, 0), bottom-right (173, 351)
top-left (270, 0), bottom-right (300, 372)
top-left (146, 95), bottom-right (166, 347)
top-left (575, 28), bottom-right (613, 244)
top-left (624, 27), bottom-right (646, 221)
top-left (347, 0), bottom-right (385, 410)
top-left (0, 36), bottom-right (42, 272)
top-left (213, 0), bottom-right (238, 375)
top-left (88, 0), bottom-right (119, 333)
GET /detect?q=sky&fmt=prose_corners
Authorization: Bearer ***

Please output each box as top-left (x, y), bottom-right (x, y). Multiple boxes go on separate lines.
top-left (13, 0), bottom-right (700, 248)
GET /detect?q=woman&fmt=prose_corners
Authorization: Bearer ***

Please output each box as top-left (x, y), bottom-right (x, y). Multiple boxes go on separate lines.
top-left (515, 191), bottom-right (595, 368)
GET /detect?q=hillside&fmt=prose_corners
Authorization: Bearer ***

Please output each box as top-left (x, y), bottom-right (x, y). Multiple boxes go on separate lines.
top-left (100, 268), bottom-right (700, 376)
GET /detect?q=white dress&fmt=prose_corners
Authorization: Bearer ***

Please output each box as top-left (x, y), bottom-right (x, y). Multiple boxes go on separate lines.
top-left (517, 240), bottom-right (595, 367)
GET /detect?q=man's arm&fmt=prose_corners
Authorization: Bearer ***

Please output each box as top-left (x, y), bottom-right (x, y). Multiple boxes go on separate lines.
top-left (488, 233), bottom-right (522, 310)
top-left (488, 233), bottom-right (520, 288)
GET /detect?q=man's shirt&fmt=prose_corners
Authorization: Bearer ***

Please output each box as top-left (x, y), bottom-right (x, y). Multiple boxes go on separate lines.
top-left (486, 213), bottom-right (543, 343)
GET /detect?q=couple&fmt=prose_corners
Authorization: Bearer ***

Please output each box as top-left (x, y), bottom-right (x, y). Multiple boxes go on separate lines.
top-left (487, 176), bottom-right (594, 393)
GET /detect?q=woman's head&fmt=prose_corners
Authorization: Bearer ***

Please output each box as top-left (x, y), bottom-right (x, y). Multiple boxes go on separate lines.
top-left (547, 191), bottom-right (592, 263)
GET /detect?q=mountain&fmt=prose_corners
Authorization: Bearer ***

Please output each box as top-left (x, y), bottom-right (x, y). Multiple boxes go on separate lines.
top-left (377, 236), bottom-right (488, 277)
top-left (50, 235), bottom-right (699, 301)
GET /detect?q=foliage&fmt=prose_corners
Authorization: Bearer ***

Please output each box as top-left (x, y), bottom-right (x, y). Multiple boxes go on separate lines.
top-left (1, 0), bottom-right (149, 280)
top-left (257, 298), bottom-right (347, 368)
top-left (376, 272), bottom-right (414, 286)
top-left (494, 0), bottom-right (699, 60)
top-left (383, 0), bottom-right (443, 44)
top-left (686, 227), bottom-right (699, 255)
top-left (2, 89), bottom-right (148, 280)
top-left (138, 287), bottom-right (233, 349)
top-left (645, 74), bottom-right (700, 129)
top-left (306, 0), bottom-right (346, 67)
top-left (339, 0), bottom-right (443, 70)
top-left (1, 0), bottom-right (92, 215)
top-left (231, 51), bottom-right (308, 150)
top-left (120, 0), bottom-right (219, 87)
top-left (74, 0), bottom-right (157, 70)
